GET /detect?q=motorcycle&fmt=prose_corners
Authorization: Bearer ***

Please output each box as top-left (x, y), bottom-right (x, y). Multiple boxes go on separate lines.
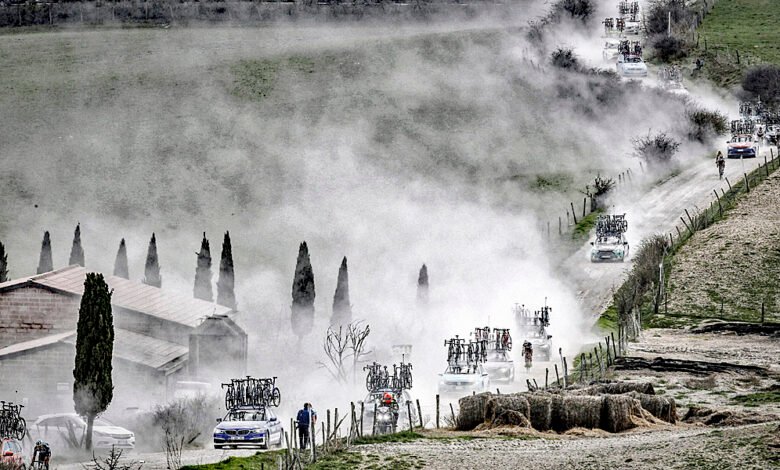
top-left (374, 405), bottom-right (398, 434)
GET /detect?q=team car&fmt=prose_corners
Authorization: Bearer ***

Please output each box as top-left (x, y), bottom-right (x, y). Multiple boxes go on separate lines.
top-left (726, 134), bottom-right (758, 158)
top-left (483, 349), bottom-right (515, 382)
top-left (616, 55), bottom-right (648, 77)
top-left (602, 38), bottom-right (622, 61)
top-left (438, 363), bottom-right (490, 396)
top-left (1, 438), bottom-right (26, 470)
top-left (34, 414), bottom-right (135, 450)
top-left (591, 214), bottom-right (629, 262)
top-left (213, 406), bottom-right (284, 449)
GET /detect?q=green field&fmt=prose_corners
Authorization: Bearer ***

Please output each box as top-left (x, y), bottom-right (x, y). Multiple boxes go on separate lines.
top-left (698, 0), bottom-right (780, 85)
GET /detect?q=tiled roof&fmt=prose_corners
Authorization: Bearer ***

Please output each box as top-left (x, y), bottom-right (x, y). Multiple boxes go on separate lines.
top-left (62, 329), bottom-right (188, 371)
top-left (0, 266), bottom-right (232, 328)
top-left (0, 329), bottom-right (187, 372)
top-left (0, 331), bottom-right (76, 358)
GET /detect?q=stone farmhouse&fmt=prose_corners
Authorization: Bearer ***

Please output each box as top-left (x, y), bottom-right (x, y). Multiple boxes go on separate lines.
top-left (0, 265), bottom-right (247, 417)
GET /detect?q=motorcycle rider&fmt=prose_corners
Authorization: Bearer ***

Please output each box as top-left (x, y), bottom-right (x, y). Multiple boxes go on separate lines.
top-left (381, 392), bottom-right (399, 428)
top-left (716, 151), bottom-right (725, 178)
top-left (32, 440), bottom-right (50, 470)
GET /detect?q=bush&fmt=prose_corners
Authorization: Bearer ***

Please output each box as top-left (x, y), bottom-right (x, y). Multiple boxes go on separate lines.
top-left (591, 175), bottom-right (615, 210)
top-left (553, 0), bottom-right (595, 22)
top-left (153, 395), bottom-right (222, 449)
top-left (551, 48), bottom-right (580, 70)
top-left (741, 65), bottom-right (780, 107)
top-left (686, 106), bottom-right (728, 143)
top-left (652, 35), bottom-right (689, 63)
top-left (645, 0), bottom-right (695, 36)
top-left (633, 132), bottom-right (680, 167)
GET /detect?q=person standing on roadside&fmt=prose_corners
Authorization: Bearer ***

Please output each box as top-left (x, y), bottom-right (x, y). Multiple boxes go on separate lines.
top-left (296, 403), bottom-right (316, 450)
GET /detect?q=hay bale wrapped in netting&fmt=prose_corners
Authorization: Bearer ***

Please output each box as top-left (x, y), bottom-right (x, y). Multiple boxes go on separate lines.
top-left (600, 394), bottom-right (642, 432)
top-left (525, 393), bottom-right (553, 431)
top-left (561, 396), bottom-right (604, 430)
top-left (457, 392), bottom-right (493, 431)
top-left (485, 395), bottom-right (530, 427)
top-left (628, 392), bottom-right (677, 423)
top-left (571, 382), bottom-right (656, 396)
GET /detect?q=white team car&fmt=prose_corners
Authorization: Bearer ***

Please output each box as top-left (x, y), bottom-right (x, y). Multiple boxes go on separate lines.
top-left (624, 19), bottom-right (642, 35)
top-left (591, 234), bottom-right (629, 262)
top-left (438, 364), bottom-right (490, 396)
top-left (483, 349), bottom-right (515, 383)
top-left (662, 80), bottom-right (689, 96)
top-left (602, 38), bottom-right (622, 61)
top-left (617, 55), bottom-right (648, 77)
top-left (213, 406), bottom-right (284, 449)
top-left (34, 414), bottom-right (135, 449)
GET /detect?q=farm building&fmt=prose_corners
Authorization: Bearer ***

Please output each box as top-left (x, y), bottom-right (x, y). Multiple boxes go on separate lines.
top-left (0, 265), bottom-right (247, 417)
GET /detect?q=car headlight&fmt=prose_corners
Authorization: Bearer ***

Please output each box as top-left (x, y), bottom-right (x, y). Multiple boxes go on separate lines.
top-left (213, 428), bottom-right (225, 434)
top-left (252, 428), bottom-right (264, 434)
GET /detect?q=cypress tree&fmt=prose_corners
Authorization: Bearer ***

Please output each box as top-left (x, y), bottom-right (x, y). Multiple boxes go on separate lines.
top-left (330, 256), bottom-right (352, 327)
top-left (291, 241), bottom-right (315, 339)
top-left (113, 239), bottom-right (129, 280)
top-left (0, 241), bottom-right (8, 283)
top-left (69, 223), bottom-right (85, 267)
top-left (37, 231), bottom-right (53, 274)
top-left (216, 231), bottom-right (236, 310)
top-left (143, 233), bottom-right (161, 288)
top-left (73, 272), bottom-right (114, 451)
top-left (417, 264), bottom-right (429, 305)
top-left (194, 232), bottom-right (213, 302)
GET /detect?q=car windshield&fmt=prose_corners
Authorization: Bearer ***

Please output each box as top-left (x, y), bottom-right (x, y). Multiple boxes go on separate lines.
top-left (2, 441), bottom-right (21, 453)
top-left (626, 57), bottom-right (642, 63)
top-left (226, 410), bottom-right (266, 422)
top-left (733, 136), bottom-right (751, 142)
top-left (94, 418), bottom-right (113, 427)
top-left (605, 43), bottom-right (618, 49)
top-left (487, 350), bottom-right (509, 361)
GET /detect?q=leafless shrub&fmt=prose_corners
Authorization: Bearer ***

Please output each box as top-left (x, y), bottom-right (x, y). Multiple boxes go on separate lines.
top-left (89, 446), bottom-right (143, 470)
top-left (651, 35), bottom-right (690, 62)
top-left (551, 48), bottom-right (580, 70)
top-left (633, 131), bottom-right (681, 167)
top-left (152, 394), bottom-right (220, 468)
top-left (686, 105), bottom-right (728, 143)
top-left (741, 65), bottom-right (780, 107)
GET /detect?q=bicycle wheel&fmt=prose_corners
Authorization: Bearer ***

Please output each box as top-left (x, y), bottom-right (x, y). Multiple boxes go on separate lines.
top-left (271, 388), bottom-right (281, 407)
top-left (14, 417), bottom-right (26, 440)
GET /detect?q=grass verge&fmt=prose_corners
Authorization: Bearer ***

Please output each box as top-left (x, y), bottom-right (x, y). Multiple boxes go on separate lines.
top-left (571, 209), bottom-right (602, 241)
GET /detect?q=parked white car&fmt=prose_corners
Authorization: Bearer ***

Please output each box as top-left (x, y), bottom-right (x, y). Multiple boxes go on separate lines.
top-left (617, 55), bottom-right (648, 77)
top-left (602, 38), bottom-right (622, 61)
top-left (34, 414), bottom-right (135, 449)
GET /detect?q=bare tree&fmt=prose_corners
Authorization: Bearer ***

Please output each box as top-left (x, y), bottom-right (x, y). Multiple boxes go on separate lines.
top-left (318, 320), bottom-right (371, 384)
top-left (319, 325), bottom-right (350, 383)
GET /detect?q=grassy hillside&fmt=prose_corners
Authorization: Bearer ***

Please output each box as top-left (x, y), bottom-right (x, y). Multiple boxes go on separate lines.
top-left (697, 0), bottom-right (780, 86)
top-left (665, 168), bottom-right (780, 325)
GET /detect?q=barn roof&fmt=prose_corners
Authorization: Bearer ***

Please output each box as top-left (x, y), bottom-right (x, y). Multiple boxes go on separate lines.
top-left (0, 329), bottom-right (188, 373)
top-left (0, 265), bottom-right (232, 328)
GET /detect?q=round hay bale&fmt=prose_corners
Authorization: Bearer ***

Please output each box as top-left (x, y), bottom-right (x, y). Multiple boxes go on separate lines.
top-left (628, 392), bottom-right (677, 424)
top-left (600, 394), bottom-right (641, 433)
top-left (525, 393), bottom-right (553, 431)
top-left (562, 395), bottom-right (604, 430)
top-left (457, 392), bottom-right (492, 431)
top-left (485, 396), bottom-right (530, 427)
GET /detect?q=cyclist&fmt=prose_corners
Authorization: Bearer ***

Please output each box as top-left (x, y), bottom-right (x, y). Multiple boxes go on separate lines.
top-left (522, 341), bottom-right (533, 368)
top-left (31, 440), bottom-right (50, 470)
top-left (715, 151), bottom-right (725, 179)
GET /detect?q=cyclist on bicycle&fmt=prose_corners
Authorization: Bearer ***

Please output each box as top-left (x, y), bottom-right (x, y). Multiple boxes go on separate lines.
top-left (716, 151), bottom-right (725, 178)
top-left (32, 440), bottom-right (50, 470)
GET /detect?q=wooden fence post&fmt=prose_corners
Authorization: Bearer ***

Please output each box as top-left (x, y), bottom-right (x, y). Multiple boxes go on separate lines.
top-left (583, 197), bottom-right (587, 217)
top-left (416, 399), bottom-right (423, 429)
top-left (744, 173), bottom-right (750, 192)
top-left (435, 395), bottom-right (440, 429)
top-left (725, 176), bottom-right (732, 190)
top-left (571, 202), bottom-right (578, 224)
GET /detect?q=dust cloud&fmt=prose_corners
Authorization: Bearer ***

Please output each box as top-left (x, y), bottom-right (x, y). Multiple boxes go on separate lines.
top-left (0, 1), bottom-right (730, 412)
